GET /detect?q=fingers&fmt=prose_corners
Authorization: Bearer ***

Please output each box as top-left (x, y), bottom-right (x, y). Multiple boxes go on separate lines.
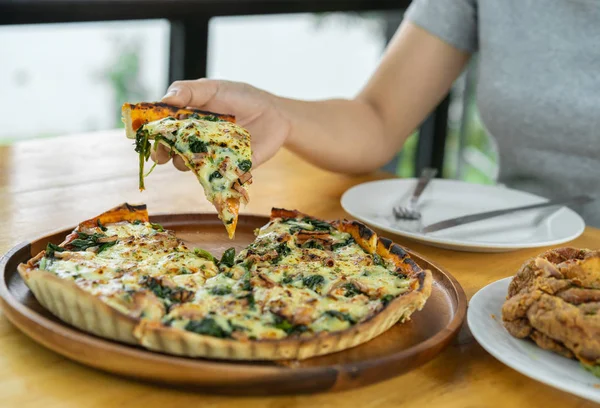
top-left (150, 143), bottom-right (172, 164)
top-left (150, 143), bottom-right (189, 172)
top-left (156, 78), bottom-right (223, 173)
top-left (161, 78), bottom-right (219, 109)
top-left (172, 155), bottom-right (190, 172)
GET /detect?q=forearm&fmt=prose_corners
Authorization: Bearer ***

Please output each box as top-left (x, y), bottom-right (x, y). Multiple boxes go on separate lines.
top-left (275, 22), bottom-right (471, 175)
top-left (277, 97), bottom-right (394, 174)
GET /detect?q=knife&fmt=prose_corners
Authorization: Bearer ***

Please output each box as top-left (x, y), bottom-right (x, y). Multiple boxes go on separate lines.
top-left (422, 195), bottom-right (594, 234)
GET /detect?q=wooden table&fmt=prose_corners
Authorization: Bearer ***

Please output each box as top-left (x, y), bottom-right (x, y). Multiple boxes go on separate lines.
top-left (1, 130), bottom-right (598, 407)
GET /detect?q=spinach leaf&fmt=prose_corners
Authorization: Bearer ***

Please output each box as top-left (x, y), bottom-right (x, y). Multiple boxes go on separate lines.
top-left (194, 247), bottom-right (217, 264)
top-left (134, 127), bottom-right (151, 156)
top-left (273, 242), bottom-right (291, 264)
top-left (343, 282), bottom-right (362, 297)
top-left (210, 285), bottom-right (232, 296)
top-left (45, 242), bottom-right (65, 258)
top-left (302, 240), bottom-right (324, 250)
top-left (303, 274), bottom-right (324, 290)
top-left (97, 240), bottom-right (118, 254)
top-left (144, 277), bottom-right (170, 298)
top-left (332, 237), bottom-right (355, 251)
top-left (156, 135), bottom-right (175, 147)
top-left (69, 232), bottom-right (117, 253)
top-left (209, 171), bottom-right (223, 182)
top-left (237, 292), bottom-right (255, 310)
top-left (372, 253), bottom-right (385, 267)
top-left (381, 294), bottom-right (395, 306)
top-left (301, 217), bottom-right (332, 232)
top-left (288, 325), bottom-right (308, 334)
top-left (97, 220), bottom-right (107, 232)
top-left (143, 276), bottom-right (194, 303)
top-left (219, 247), bottom-right (236, 268)
top-left (185, 318), bottom-right (230, 338)
top-left (324, 310), bottom-right (355, 324)
top-left (188, 135), bottom-right (208, 153)
top-left (273, 315), bottom-right (308, 335)
top-left (144, 141), bottom-right (159, 177)
top-left (238, 159), bottom-right (252, 172)
top-left (273, 316), bottom-right (293, 332)
top-left (134, 127), bottom-right (151, 190)
top-left (150, 222), bottom-right (164, 232)
top-left (228, 320), bottom-right (247, 332)
top-left (241, 270), bottom-right (253, 291)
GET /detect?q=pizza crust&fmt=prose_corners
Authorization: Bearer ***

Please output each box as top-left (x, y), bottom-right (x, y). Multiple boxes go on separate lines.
top-left (18, 205), bottom-right (433, 361)
top-left (134, 291), bottom-right (426, 360)
top-left (121, 102), bottom-right (235, 139)
top-left (17, 204), bottom-right (151, 344)
top-left (18, 265), bottom-right (140, 345)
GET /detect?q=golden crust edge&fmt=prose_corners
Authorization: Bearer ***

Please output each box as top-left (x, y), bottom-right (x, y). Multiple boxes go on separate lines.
top-left (14, 203), bottom-right (151, 345)
top-left (121, 102), bottom-right (236, 140)
top-left (134, 288), bottom-right (429, 361)
top-left (17, 264), bottom-right (139, 345)
top-left (121, 103), bottom-right (137, 140)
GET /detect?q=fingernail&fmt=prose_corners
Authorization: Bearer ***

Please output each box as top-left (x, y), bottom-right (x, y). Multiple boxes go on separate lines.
top-left (162, 89), bottom-right (178, 99)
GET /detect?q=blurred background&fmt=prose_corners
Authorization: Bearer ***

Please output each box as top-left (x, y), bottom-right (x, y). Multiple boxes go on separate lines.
top-left (0, 9), bottom-right (498, 184)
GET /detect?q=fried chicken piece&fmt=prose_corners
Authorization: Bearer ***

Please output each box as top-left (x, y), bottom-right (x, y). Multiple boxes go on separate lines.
top-left (502, 248), bottom-right (600, 367)
top-left (530, 330), bottom-right (574, 359)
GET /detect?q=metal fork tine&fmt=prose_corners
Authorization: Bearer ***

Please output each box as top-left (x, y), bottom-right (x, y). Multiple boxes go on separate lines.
top-left (392, 167), bottom-right (437, 221)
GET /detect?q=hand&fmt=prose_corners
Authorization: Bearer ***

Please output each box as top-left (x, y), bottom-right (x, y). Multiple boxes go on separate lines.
top-left (152, 78), bottom-right (291, 171)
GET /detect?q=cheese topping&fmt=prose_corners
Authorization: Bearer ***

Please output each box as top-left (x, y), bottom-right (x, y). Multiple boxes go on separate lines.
top-left (37, 215), bottom-right (413, 341)
top-left (136, 116), bottom-right (252, 227)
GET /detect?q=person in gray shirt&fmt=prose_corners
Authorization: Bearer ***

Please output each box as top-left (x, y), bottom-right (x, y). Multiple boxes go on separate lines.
top-left (154, 0), bottom-right (600, 226)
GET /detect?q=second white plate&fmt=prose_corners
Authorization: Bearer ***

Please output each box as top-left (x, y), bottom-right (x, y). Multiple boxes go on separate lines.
top-left (468, 277), bottom-right (600, 404)
top-left (340, 179), bottom-right (585, 252)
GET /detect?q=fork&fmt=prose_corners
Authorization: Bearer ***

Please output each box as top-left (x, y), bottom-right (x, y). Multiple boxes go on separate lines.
top-left (392, 167), bottom-right (438, 220)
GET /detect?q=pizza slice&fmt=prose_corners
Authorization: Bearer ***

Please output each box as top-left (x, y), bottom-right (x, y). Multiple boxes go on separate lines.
top-left (17, 203), bottom-right (221, 345)
top-left (121, 102), bottom-right (252, 239)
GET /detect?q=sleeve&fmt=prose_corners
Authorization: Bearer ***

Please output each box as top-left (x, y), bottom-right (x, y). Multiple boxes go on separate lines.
top-left (404, 0), bottom-right (479, 53)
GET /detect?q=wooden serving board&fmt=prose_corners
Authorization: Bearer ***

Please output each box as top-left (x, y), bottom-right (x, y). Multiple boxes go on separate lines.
top-left (0, 213), bottom-right (467, 395)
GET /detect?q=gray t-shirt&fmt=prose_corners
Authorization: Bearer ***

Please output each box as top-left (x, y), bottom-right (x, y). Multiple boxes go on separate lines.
top-left (405, 0), bottom-right (600, 227)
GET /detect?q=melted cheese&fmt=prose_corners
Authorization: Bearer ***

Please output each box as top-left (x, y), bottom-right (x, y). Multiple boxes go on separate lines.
top-left (37, 215), bottom-right (414, 341)
top-left (42, 222), bottom-right (218, 316)
top-left (141, 117), bottom-right (252, 225)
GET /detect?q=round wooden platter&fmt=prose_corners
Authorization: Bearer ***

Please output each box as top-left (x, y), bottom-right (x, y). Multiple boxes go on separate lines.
top-left (0, 213), bottom-right (467, 395)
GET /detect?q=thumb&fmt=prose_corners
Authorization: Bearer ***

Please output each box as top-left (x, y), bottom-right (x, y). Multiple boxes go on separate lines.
top-left (161, 79), bottom-right (219, 108)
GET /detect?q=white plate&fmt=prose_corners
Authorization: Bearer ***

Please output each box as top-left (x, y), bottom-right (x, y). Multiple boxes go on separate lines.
top-left (340, 179), bottom-right (585, 252)
top-left (468, 277), bottom-right (600, 403)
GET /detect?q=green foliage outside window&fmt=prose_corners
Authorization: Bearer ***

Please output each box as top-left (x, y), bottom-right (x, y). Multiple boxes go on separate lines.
top-left (101, 39), bottom-right (149, 128)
